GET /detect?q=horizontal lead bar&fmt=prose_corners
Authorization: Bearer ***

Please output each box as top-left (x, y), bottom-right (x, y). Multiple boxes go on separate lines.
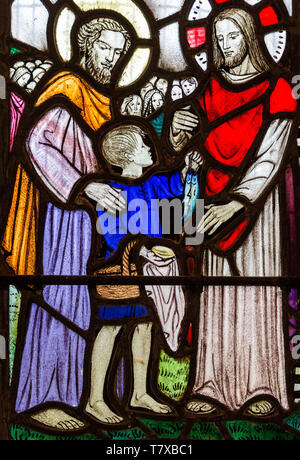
top-left (0, 276), bottom-right (299, 287)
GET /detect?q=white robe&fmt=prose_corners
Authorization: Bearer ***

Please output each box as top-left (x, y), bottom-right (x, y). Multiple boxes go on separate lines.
top-left (193, 71), bottom-right (293, 411)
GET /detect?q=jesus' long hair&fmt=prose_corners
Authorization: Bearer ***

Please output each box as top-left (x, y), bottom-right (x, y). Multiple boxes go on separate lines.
top-left (213, 8), bottom-right (270, 73)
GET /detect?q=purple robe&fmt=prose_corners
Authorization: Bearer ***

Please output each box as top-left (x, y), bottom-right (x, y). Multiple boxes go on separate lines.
top-left (16, 106), bottom-right (98, 412)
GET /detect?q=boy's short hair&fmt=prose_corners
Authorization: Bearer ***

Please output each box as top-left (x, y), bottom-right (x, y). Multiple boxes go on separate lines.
top-left (102, 125), bottom-right (145, 168)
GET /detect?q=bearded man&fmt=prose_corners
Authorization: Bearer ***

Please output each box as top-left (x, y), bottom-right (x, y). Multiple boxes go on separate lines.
top-left (170, 8), bottom-right (297, 416)
top-left (12, 17), bottom-right (135, 430)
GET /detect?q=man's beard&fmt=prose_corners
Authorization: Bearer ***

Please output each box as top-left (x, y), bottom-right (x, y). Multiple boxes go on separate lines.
top-left (223, 41), bottom-right (248, 69)
top-left (85, 49), bottom-right (112, 85)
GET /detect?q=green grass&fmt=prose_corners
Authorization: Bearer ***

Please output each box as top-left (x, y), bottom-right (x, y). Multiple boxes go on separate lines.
top-left (141, 420), bottom-right (183, 439)
top-left (11, 425), bottom-right (146, 441)
top-left (157, 351), bottom-right (190, 401)
top-left (105, 428), bottom-right (146, 440)
top-left (285, 412), bottom-right (300, 432)
top-left (11, 420), bottom-right (299, 441)
top-left (226, 421), bottom-right (299, 441)
top-left (189, 423), bottom-right (224, 440)
top-left (11, 425), bottom-right (99, 441)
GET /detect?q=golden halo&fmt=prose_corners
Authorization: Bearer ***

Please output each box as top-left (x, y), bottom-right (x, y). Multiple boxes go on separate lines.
top-left (54, 0), bottom-right (152, 87)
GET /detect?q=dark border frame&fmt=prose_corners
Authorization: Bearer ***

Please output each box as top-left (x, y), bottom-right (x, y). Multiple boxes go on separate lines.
top-left (0, 0), bottom-right (300, 441)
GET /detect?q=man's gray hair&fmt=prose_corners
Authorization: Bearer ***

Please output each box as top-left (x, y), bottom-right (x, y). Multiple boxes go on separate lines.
top-left (78, 17), bottom-right (131, 57)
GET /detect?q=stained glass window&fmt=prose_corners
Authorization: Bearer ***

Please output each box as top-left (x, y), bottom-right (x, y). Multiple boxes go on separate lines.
top-left (0, 0), bottom-right (300, 445)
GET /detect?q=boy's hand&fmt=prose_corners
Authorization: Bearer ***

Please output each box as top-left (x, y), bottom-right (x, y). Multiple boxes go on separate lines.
top-left (181, 150), bottom-right (203, 182)
top-left (185, 150), bottom-right (203, 172)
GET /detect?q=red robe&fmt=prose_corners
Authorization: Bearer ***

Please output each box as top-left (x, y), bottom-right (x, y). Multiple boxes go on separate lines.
top-left (198, 75), bottom-right (297, 252)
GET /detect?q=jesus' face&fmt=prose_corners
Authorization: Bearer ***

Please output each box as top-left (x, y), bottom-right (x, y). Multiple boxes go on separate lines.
top-left (87, 29), bottom-right (126, 85)
top-left (215, 19), bottom-right (248, 69)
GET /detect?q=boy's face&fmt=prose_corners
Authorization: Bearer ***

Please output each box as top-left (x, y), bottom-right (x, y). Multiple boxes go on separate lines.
top-left (130, 135), bottom-right (153, 167)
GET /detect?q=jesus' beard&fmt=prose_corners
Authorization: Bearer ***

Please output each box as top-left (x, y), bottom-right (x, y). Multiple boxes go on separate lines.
top-left (223, 41), bottom-right (248, 69)
top-left (85, 50), bottom-right (112, 85)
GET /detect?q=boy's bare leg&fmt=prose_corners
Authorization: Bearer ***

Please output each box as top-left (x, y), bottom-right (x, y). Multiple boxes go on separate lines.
top-left (85, 325), bottom-right (124, 424)
top-left (130, 322), bottom-right (172, 414)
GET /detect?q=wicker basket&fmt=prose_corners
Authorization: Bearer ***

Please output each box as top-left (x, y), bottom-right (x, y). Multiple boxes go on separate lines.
top-left (95, 240), bottom-right (140, 300)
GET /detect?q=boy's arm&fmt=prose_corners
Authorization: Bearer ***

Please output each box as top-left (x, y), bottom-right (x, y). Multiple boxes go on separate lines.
top-left (168, 150), bottom-right (203, 197)
top-left (150, 152), bottom-right (202, 199)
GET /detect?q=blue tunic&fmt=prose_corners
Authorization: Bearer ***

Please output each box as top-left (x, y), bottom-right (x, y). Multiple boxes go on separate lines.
top-left (97, 172), bottom-right (183, 320)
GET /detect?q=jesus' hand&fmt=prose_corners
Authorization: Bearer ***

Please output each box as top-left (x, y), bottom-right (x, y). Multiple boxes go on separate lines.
top-left (171, 105), bottom-right (199, 136)
top-left (197, 201), bottom-right (244, 236)
top-left (85, 183), bottom-right (126, 212)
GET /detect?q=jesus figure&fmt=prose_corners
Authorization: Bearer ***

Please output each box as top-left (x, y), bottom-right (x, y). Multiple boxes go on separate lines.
top-left (170, 8), bottom-right (297, 416)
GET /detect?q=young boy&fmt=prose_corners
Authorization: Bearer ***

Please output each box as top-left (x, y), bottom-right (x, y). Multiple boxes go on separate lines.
top-left (84, 124), bottom-right (202, 424)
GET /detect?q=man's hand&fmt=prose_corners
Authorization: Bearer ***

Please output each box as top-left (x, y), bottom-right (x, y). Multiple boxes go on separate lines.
top-left (185, 150), bottom-right (203, 172)
top-left (172, 105), bottom-right (199, 136)
top-left (197, 201), bottom-right (244, 236)
top-left (85, 183), bottom-right (126, 212)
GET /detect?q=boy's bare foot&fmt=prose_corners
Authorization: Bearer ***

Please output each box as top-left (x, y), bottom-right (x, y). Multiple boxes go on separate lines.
top-left (31, 409), bottom-right (86, 430)
top-left (186, 400), bottom-right (217, 414)
top-left (246, 400), bottom-right (275, 417)
top-left (130, 393), bottom-right (172, 414)
top-left (85, 400), bottom-right (124, 424)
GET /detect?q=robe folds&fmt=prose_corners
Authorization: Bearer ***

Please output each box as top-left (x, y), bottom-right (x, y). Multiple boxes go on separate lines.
top-left (1, 94), bottom-right (39, 276)
top-left (199, 74), bottom-right (297, 252)
top-left (2, 72), bottom-right (111, 275)
top-left (193, 71), bottom-right (297, 411)
top-left (15, 73), bottom-right (111, 412)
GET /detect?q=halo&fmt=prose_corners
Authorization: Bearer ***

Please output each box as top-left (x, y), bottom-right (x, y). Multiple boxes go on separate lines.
top-left (54, 0), bottom-right (152, 88)
top-left (73, 0), bottom-right (151, 39)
